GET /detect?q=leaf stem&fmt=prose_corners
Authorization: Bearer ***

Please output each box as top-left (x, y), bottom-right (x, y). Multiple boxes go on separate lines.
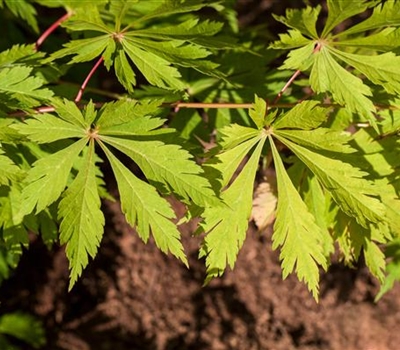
top-left (74, 57), bottom-right (104, 103)
top-left (35, 12), bottom-right (72, 51)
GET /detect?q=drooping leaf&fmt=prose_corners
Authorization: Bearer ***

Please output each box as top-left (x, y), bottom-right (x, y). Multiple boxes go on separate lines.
top-left (200, 139), bottom-right (266, 282)
top-left (101, 143), bottom-right (187, 265)
top-left (269, 136), bottom-right (327, 301)
top-left (99, 135), bottom-right (219, 207)
top-left (19, 138), bottom-right (87, 218)
top-left (328, 47), bottom-right (400, 96)
top-left (273, 133), bottom-right (386, 227)
top-left (58, 141), bottom-right (105, 290)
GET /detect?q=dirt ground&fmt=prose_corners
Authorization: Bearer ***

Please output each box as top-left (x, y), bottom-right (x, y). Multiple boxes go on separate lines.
top-left (1, 197), bottom-right (400, 350)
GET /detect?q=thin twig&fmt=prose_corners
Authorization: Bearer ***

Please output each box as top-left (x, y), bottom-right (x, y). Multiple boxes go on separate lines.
top-left (272, 69), bottom-right (302, 104)
top-left (7, 100), bottom-right (400, 119)
top-left (171, 102), bottom-right (254, 109)
top-left (35, 12), bottom-right (72, 51)
top-left (74, 57), bottom-right (104, 103)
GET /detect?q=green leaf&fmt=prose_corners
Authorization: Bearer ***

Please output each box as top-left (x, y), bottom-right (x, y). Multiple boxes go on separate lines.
top-left (273, 134), bottom-right (386, 227)
top-left (274, 129), bottom-right (354, 153)
top-left (200, 139), bottom-right (266, 281)
top-left (279, 42), bottom-right (315, 71)
top-left (272, 101), bottom-right (328, 130)
top-left (96, 99), bottom-right (162, 128)
top-left (272, 6), bottom-right (321, 39)
top-left (335, 27), bottom-right (400, 51)
top-left (336, 1), bottom-right (400, 36)
top-left (99, 135), bottom-right (218, 207)
top-left (122, 40), bottom-right (186, 90)
top-left (45, 35), bottom-right (110, 64)
top-left (0, 151), bottom-right (24, 185)
top-left (13, 113), bottom-right (86, 143)
top-left (19, 138), bottom-right (87, 218)
top-left (0, 313), bottom-right (45, 348)
top-left (328, 47), bottom-right (400, 96)
top-left (101, 143), bottom-right (187, 265)
top-left (58, 141), bottom-right (105, 290)
top-left (132, 18), bottom-right (222, 40)
top-left (0, 44), bottom-right (38, 66)
top-left (114, 48), bottom-right (136, 93)
top-left (249, 95), bottom-right (266, 129)
top-left (321, 0), bottom-right (373, 38)
top-left (270, 29), bottom-right (311, 50)
top-left (269, 136), bottom-right (327, 301)
top-left (1, 0), bottom-right (39, 32)
top-left (0, 66), bottom-right (53, 107)
top-left (52, 98), bottom-right (88, 128)
top-left (310, 47), bottom-right (376, 128)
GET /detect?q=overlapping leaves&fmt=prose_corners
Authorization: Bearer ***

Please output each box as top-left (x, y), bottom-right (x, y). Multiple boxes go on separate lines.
top-left (45, 0), bottom-right (224, 92)
top-left (13, 99), bottom-right (218, 288)
top-left (271, 0), bottom-right (400, 128)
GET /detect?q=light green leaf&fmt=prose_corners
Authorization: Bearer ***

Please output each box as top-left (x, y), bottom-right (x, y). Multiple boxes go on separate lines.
top-left (335, 27), bottom-right (400, 51)
top-left (336, 1), bottom-right (400, 36)
top-left (270, 29), bottom-right (311, 50)
top-left (132, 0), bottom-right (212, 25)
top-left (122, 40), bottom-right (185, 90)
top-left (132, 18), bottom-right (222, 40)
top-left (52, 98), bottom-right (87, 128)
top-left (272, 6), bottom-right (321, 39)
top-left (19, 138), bottom-right (87, 218)
top-left (269, 136), bottom-right (327, 301)
top-left (96, 99), bottom-right (162, 128)
top-left (2, 0), bottom-right (38, 32)
top-left (274, 134), bottom-right (386, 227)
top-left (219, 123), bottom-right (263, 150)
top-left (201, 139), bottom-right (266, 281)
top-left (0, 151), bottom-right (24, 185)
top-left (45, 35), bottom-right (110, 64)
top-left (114, 48), bottom-right (136, 93)
top-left (321, 0), bottom-right (373, 37)
top-left (329, 47), bottom-right (400, 95)
top-left (13, 113), bottom-right (86, 143)
top-left (0, 44), bottom-right (37, 66)
top-left (272, 101), bottom-right (327, 130)
top-left (102, 144), bottom-right (187, 265)
top-left (0, 66), bottom-right (53, 107)
top-left (59, 141), bottom-right (105, 290)
top-left (249, 95), bottom-right (266, 129)
top-left (206, 136), bottom-right (264, 190)
top-left (310, 47), bottom-right (376, 127)
top-left (279, 42), bottom-right (315, 71)
top-left (275, 129), bottom-right (354, 153)
top-left (99, 135), bottom-right (219, 207)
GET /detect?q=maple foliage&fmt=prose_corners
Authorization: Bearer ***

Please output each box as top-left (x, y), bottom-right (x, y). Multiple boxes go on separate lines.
top-left (1, 0), bottom-right (400, 311)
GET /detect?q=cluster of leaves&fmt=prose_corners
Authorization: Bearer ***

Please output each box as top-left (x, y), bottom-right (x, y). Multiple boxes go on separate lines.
top-left (1, 2), bottom-right (400, 328)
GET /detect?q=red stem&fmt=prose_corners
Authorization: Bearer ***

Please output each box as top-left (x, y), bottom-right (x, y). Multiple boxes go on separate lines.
top-left (35, 12), bottom-right (72, 51)
top-left (74, 57), bottom-right (104, 103)
top-left (272, 69), bottom-right (302, 104)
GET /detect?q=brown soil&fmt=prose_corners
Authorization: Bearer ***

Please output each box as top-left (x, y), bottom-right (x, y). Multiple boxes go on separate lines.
top-left (1, 198), bottom-right (400, 350)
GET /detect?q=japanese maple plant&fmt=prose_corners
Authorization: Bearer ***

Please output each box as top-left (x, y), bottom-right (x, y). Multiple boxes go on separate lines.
top-left (1, 0), bottom-right (400, 303)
